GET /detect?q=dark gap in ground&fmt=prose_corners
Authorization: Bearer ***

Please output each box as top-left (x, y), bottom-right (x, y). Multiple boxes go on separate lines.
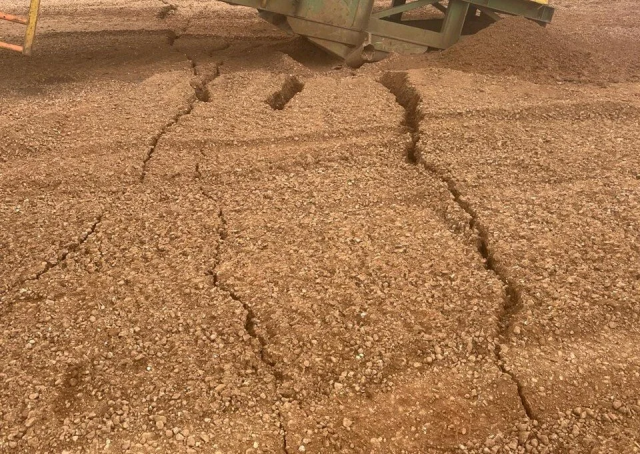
top-left (39, 214), bottom-right (102, 276)
top-left (266, 75), bottom-right (304, 110)
top-left (157, 3), bottom-right (177, 19)
top-left (380, 71), bottom-right (536, 420)
top-left (440, 174), bottom-right (535, 419)
top-left (166, 30), bottom-right (178, 46)
top-left (141, 29), bottom-right (221, 181)
top-left (379, 71), bottom-right (423, 164)
top-left (199, 198), bottom-right (289, 453)
top-left (1, 214), bottom-right (103, 304)
top-left (140, 103), bottom-right (194, 182)
top-left (204, 207), bottom-right (268, 356)
top-left (170, 30), bottom-right (220, 103)
top-left (209, 42), bottom-right (231, 55)
top-left (191, 64), bottom-right (219, 102)
top-left (223, 284), bottom-right (290, 453)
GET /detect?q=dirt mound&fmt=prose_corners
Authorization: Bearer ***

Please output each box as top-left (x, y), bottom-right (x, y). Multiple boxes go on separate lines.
top-left (433, 16), bottom-right (635, 84)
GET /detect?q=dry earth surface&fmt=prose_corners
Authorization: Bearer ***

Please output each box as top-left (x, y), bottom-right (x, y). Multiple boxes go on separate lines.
top-left (0, 0), bottom-right (639, 453)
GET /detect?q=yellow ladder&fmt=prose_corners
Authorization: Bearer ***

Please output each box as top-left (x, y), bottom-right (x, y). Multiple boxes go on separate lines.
top-left (0, 0), bottom-right (41, 55)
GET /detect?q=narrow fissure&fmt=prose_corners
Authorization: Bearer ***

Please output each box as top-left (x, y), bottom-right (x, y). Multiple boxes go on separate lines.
top-left (33, 215), bottom-right (102, 282)
top-left (140, 103), bottom-right (195, 182)
top-left (156, 3), bottom-right (176, 19)
top-left (380, 71), bottom-right (535, 420)
top-left (266, 76), bottom-right (304, 110)
top-left (166, 29), bottom-right (179, 47)
top-left (379, 72), bottom-right (422, 163)
top-left (436, 172), bottom-right (535, 420)
top-left (209, 208), bottom-right (277, 369)
top-left (201, 192), bottom-right (289, 453)
top-left (140, 22), bottom-right (219, 182)
top-left (191, 65), bottom-right (219, 103)
top-left (3, 215), bottom-right (103, 299)
top-left (279, 407), bottom-right (290, 454)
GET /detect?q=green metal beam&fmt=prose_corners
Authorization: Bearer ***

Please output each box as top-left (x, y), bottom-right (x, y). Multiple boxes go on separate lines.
top-left (373, 0), bottom-right (438, 19)
top-left (221, 0), bottom-right (297, 16)
top-left (368, 34), bottom-right (429, 54)
top-left (388, 0), bottom-right (406, 22)
top-left (432, 2), bottom-right (447, 13)
top-left (440, 0), bottom-right (469, 48)
top-left (368, 17), bottom-right (445, 48)
top-left (464, 0), bottom-right (554, 23)
top-left (474, 5), bottom-right (501, 21)
top-left (287, 17), bottom-right (363, 46)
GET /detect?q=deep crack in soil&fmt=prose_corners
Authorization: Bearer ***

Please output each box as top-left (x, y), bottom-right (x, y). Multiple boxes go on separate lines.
top-left (266, 75), bottom-right (305, 110)
top-left (140, 101), bottom-right (195, 182)
top-left (1, 214), bottom-right (103, 301)
top-left (140, 25), bottom-right (219, 182)
top-left (201, 190), bottom-right (289, 453)
top-left (191, 64), bottom-right (219, 102)
top-left (379, 72), bottom-right (422, 163)
top-left (434, 173), bottom-right (536, 420)
top-left (380, 71), bottom-right (535, 420)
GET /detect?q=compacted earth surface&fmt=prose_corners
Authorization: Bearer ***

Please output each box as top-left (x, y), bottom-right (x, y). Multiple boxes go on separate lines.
top-left (0, 0), bottom-right (639, 453)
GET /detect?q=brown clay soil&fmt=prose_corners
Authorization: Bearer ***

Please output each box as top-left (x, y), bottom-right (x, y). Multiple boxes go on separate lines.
top-left (0, 0), bottom-right (639, 453)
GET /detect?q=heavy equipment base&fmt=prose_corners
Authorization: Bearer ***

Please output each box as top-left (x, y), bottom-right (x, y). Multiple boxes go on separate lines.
top-left (222, 0), bottom-right (554, 65)
top-left (0, 0), bottom-right (553, 60)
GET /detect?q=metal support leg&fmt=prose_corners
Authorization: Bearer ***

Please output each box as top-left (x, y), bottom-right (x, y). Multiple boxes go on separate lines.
top-left (440, 0), bottom-right (469, 48)
top-left (389, 0), bottom-right (406, 22)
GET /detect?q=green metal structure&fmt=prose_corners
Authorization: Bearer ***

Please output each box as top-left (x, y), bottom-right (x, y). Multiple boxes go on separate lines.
top-left (0, 0), bottom-right (553, 59)
top-left (222, 0), bottom-right (554, 65)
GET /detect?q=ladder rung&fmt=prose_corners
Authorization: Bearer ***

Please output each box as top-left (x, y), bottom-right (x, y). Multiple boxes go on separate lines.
top-left (0, 0), bottom-right (41, 55)
top-left (0, 41), bottom-right (24, 53)
top-left (0, 11), bottom-right (28, 24)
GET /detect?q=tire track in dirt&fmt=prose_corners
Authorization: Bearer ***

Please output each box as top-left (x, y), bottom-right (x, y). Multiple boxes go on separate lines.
top-left (380, 71), bottom-right (535, 420)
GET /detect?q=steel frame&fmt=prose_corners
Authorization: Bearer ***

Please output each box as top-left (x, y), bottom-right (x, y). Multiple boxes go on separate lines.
top-left (0, 0), bottom-right (553, 59)
top-left (224, 0), bottom-right (554, 65)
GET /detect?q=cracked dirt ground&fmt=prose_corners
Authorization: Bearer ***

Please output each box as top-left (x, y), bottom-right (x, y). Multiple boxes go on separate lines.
top-left (0, 0), bottom-right (639, 453)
